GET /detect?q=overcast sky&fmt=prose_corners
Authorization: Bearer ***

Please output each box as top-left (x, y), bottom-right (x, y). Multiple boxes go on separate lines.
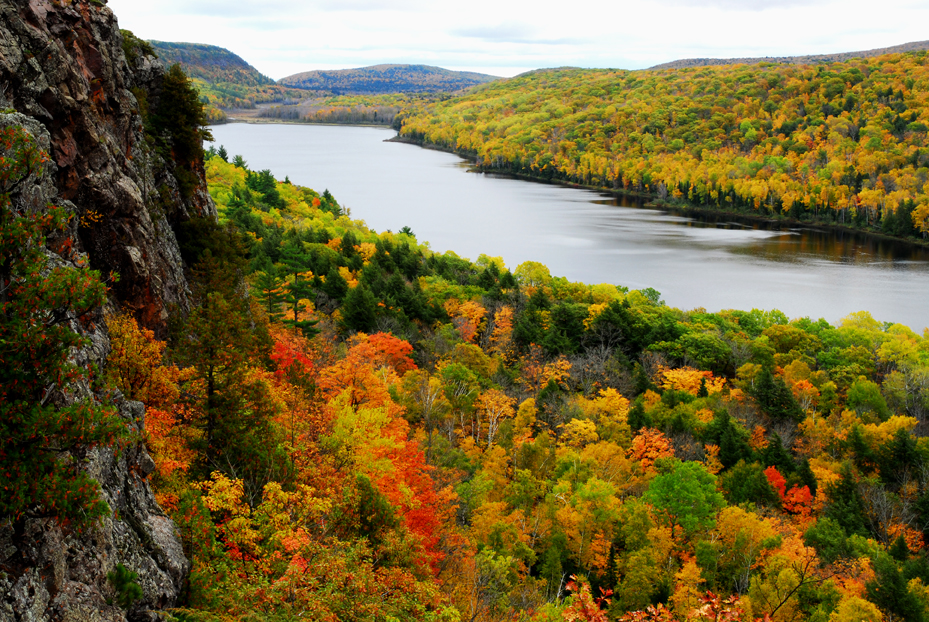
top-left (107, 0), bottom-right (929, 79)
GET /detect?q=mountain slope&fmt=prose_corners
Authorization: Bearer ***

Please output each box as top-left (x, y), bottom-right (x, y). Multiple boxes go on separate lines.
top-left (149, 40), bottom-right (275, 87)
top-left (651, 39), bottom-right (929, 70)
top-left (279, 63), bottom-right (499, 94)
top-left (398, 54), bottom-right (929, 238)
top-left (148, 41), bottom-right (310, 113)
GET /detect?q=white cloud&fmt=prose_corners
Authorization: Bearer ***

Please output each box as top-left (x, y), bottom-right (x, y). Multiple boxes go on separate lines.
top-left (106, 0), bottom-right (929, 79)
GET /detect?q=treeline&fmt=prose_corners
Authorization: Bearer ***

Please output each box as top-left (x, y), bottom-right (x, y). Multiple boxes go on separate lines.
top-left (259, 98), bottom-right (403, 125)
top-left (398, 52), bottom-right (929, 239)
top-left (650, 40), bottom-right (929, 70)
top-left (278, 63), bottom-right (498, 95)
top-left (111, 149), bottom-right (929, 621)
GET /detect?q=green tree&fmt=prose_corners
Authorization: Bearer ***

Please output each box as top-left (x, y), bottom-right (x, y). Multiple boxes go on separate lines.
top-left (340, 284), bottom-right (378, 333)
top-left (252, 265), bottom-right (285, 321)
top-left (703, 409), bottom-right (751, 469)
top-left (151, 63), bottom-right (212, 196)
top-left (721, 461), bottom-right (780, 508)
top-left (0, 124), bottom-right (124, 528)
top-left (644, 460), bottom-right (725, 538)
top-left (847, 378), bottom-right (892, 421)
top-left (866, 552), bottom-right (927, 622)
top-left (322, 265), bottom-right (349, 301)
top-left (175, 249), bottom-right (284, 503)
top-left (824, 462), bottom-right (869, 538)
top-left (751, 367), bottom-right (805, 422)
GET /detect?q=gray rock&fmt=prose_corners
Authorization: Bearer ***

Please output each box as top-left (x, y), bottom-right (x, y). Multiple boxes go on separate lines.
top-left (0, 0), bottom-right (215, 618)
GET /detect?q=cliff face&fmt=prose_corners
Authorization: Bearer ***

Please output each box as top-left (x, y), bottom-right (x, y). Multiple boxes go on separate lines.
top-left (0, 0), bottom-right (212, 619)
top-left (0, 0), bottom-right (215, 332)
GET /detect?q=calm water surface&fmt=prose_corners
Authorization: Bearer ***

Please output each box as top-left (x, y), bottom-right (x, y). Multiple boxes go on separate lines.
top-left (211, 123), bottom-right (929, 331)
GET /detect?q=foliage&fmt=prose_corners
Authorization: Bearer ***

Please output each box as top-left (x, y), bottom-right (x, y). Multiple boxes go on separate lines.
top-left (0, 124), bottom-right (123, 529)
top-left (278, 64), bottom-right (498, 95)
top-left (398, 54), bottom-right (929, 237)
top-left (149, 40), bottom-right (308, 113)
top-left (107, 563), bottom-right (143, 609)
top-left (89, 132), bottom-right (929, 620)
top-left (151, 64), bottom-right (213, 196)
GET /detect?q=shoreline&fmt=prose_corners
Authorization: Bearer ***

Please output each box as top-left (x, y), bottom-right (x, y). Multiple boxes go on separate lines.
top-left (393, 135), bottom-right (929, 252)
top-left (208, 121), bottom-right (928, 252)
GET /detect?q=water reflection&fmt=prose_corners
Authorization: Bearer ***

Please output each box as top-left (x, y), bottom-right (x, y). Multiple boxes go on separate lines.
top-left (587, 194), bottom-right (929, 265)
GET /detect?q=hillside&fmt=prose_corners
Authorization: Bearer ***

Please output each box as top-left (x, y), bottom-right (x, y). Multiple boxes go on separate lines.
top-left (134, 147), bottom-right (929, 621)
top-left (651, 39), bottom-right (929, 70)
top-left (279, 63), bottom-right (499, 94)
top-left (148, 41), bottom-right (313, 117)
top-left (148, 40), bottom-right (275, 86)
top-left (398, 52), bottom-right (929, 240)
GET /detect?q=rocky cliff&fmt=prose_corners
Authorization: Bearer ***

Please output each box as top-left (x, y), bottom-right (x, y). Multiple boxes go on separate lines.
top-left (0, 0), bottom-right (213, 619)
top-left (0, 0), bottom-right (215, 332)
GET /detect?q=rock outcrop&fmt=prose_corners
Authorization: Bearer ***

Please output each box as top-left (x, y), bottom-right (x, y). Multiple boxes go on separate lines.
top-left (0, 0), bottom-right (214, 619)
top-left (0, 0), bottom-right (215, 333)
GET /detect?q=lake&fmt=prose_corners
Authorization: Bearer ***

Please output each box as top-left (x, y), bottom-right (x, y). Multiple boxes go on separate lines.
top-left (210, 123), bottom-right (929, 332)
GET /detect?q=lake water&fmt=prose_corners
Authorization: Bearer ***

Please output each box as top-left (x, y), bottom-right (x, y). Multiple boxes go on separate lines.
top-left (210, 123), bottom-right (929, 332)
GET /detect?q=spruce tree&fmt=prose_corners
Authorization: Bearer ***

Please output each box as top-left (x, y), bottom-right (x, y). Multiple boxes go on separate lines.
top-left (751, 366), bottom-right (804, 422)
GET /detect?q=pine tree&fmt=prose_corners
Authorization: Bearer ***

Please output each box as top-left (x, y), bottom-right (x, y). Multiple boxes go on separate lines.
top-left (0, 124), bottom-right (124, 528)
top-left (751, 366), bottom-right (804, 422)
top-left (824, 462), bottom-right (869, 538)
top-left (340, 284), bottom-right (378, 333)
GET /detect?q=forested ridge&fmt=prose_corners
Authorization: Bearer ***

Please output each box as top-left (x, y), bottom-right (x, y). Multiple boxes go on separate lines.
top-left (278, 64), bottom-right (498, 95)
top-left (257, 93), bottom-right (417, 126)
top-left (650, 40), bottom-right (929, 70)
top-left (145, 40), bottom-right (313, 121)
top-left (397, 51), bottom-right (929, 240)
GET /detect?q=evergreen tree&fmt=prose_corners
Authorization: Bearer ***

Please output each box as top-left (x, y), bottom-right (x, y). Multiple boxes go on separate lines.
top-left (0, 125), bottom-right (124, 528)
top-left (174, 249), bottom-right (284, 501)
top-left (340, 284), bottom-right (378, 333)
top-left (253, 267), bottom-right (286, 322)
top-left (151, 63), bottom-right (212, 196)
top-left (824, 462), bottom-right (869, 538)
top-left (322, 265), bottom-right (349, 301)
top-left (760, 432), bottom-right (795, 474)
top-left (703, 409), bottom-right (751, 469)
top-left (751, 367), bottom-right (804, 422)
top-left (867, 553), bottom-right (926, 622)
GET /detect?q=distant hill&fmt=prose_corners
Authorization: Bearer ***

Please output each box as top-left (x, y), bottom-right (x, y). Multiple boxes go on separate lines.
top-left (148, 41), bottom-right (274, 87)
top-left (650, 40), bottom-right (929, 70)
top-left (146, 41), bottom-right (313, 117)
top-left (278, 64), bottom-right (499, 95)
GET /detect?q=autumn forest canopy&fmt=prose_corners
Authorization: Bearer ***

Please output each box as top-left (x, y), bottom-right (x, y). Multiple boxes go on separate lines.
top-left (103, 141), bottom-right (929, 621)
top-left (7, 44), bottom-right (929, 622)
top-left (396, 52), bottom-right (929, 239)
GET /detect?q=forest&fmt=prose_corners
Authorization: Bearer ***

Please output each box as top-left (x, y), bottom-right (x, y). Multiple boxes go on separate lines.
top-left (396, 52), bottom-right (929, 240)
top-left (103, 145), bottom-right (929, 619)
top-left (5, 51), bottom-right (929, 622)
top-left (257, 93), bottom-right (413, 126)
top-left (144, 38), bottom-right (314, 121)
top-left (277, 64), bottom-right (498, 95)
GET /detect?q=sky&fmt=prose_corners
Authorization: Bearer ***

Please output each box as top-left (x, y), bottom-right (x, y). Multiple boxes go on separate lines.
top-left (107, 0), bottom-right (929, 79)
